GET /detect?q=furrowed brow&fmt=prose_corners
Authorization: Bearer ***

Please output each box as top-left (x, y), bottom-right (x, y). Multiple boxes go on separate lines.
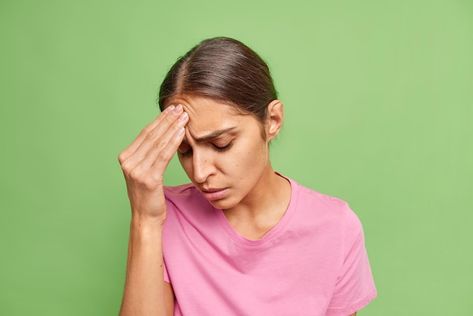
top-left (185, 126), bottom-right (237, 143)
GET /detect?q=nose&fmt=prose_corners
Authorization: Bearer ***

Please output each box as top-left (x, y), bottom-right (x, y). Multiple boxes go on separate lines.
top-left (192, 148), bottom-right (216, 184)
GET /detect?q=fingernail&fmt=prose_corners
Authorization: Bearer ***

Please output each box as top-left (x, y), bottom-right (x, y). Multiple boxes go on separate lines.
top-left (179, 112), bottom-right (188, 121)
top-left (174, 104), bottom-right (183, 112)
top-left (167, 105), bottom-right (175, 112)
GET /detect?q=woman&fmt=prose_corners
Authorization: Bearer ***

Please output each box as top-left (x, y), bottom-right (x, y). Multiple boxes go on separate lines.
top-left (118, 36), bottom-right (377, 316)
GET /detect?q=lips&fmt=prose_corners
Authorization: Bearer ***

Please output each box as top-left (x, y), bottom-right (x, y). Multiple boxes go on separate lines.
top-left (201, 187), bottom-right (229, 201)
top-left (202, 187), bottom-right (226, 193)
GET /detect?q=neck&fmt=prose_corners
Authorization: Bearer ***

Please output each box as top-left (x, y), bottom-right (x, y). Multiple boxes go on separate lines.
top-left (223, 164), bottom-right (291, 228)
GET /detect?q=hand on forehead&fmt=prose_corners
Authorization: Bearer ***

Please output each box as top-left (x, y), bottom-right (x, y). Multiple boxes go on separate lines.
top-left (169, 98), bottom-right (242, 142)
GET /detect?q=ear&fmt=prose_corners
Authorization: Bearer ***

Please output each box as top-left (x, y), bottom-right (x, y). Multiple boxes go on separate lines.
top-left (265, 99), bottom-right (284, 142)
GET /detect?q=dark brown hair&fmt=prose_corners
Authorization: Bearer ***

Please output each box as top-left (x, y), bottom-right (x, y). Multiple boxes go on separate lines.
top-left (156, 36), bottom-right (279, 141)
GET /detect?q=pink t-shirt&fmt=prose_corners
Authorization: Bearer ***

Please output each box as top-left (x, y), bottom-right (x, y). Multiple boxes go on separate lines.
top-left (162, 172), bottom-right (377, 316)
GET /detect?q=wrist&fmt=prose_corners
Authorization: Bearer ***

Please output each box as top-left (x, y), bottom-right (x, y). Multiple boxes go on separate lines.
top-left (131, 214), bottom-right (166, 230)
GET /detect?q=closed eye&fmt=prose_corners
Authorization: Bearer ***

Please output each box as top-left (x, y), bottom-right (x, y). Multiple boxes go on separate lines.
top-left (213, 143), bottom-right (232, 151)
top-left (178, 142), bottom-right (233, 156)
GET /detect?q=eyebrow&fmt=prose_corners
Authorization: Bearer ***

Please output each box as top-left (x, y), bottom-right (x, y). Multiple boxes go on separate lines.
top-left (185, 126), bottom-right (238, 143)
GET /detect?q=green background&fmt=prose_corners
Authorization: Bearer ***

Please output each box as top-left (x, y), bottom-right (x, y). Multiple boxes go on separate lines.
top-left (1, 0), bottom-right (472, 315)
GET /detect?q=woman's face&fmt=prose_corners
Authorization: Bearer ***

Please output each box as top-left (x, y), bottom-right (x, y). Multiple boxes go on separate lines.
top-left (165, 95), bottom-right (270, 210)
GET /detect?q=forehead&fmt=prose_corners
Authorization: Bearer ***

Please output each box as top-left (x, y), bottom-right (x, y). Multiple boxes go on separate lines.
top-left (166, 95), bottom-right (245, 135)
top-left (166, 94), bottom-right (242, 116)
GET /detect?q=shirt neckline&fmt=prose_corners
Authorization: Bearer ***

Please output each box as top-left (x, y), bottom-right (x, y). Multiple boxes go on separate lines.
top-left (213, 171), bottom-right (300, 249)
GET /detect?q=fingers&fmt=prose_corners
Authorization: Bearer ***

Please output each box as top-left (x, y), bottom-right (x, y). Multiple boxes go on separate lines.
top-left (119, 105), bottom-right (183, 169)
top-left (142, 110), bottom-right (189, 172)
top-left (150, 113), bottom-right (188, 175)
top-left (118, 105), bottom-right (176, 164)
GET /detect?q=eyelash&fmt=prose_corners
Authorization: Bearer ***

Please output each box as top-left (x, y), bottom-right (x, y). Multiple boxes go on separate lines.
top-left (214, 143), bottom-right (233, 151)
top-left (179, 143), bottom-right (233, 156)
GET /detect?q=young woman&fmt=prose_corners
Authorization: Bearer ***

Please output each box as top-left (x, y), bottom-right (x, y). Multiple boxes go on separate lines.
top-left (118, 36), bottom-right (378, 316)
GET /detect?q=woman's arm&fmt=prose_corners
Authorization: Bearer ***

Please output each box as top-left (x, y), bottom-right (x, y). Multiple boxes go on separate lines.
top-left (119, 217), bottom-right (169, 316)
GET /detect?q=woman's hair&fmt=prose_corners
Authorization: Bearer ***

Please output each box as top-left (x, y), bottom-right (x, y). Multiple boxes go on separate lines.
top-left (157, 36), bottom-right (278, 142)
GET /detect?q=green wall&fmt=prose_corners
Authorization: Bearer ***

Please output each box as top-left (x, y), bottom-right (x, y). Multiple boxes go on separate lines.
top-left (1, 0), bottom-right (472, 315)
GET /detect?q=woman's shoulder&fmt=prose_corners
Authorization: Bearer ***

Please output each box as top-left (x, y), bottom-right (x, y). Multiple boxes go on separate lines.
top-left (163, 182), bottom-right (211, 213)
top-left (163, 182), bottom-right (196, 196)
top-left (163, 182), bottom-right (201, 205)
top-left (295, 180), bottom-right (349, 210)
top-left (295, 181), bottom-right (362, 233)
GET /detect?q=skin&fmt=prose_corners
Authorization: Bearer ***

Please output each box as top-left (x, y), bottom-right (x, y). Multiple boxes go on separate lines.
top-left (164, 94), bottom-right (291, 239)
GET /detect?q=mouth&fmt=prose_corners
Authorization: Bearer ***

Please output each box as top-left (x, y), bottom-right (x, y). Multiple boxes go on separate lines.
top-left (202, 187), bottom-right (226, 193)
top-left (200, 187), bottom-right (229, 201)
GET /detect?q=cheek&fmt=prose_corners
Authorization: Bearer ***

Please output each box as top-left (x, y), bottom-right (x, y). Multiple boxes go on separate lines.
top-left (227, 139), bottom-right (265, 170)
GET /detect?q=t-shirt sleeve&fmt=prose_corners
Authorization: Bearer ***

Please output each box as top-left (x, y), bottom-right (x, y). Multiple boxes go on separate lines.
top-left (325, 204), bottom-right (378, 316)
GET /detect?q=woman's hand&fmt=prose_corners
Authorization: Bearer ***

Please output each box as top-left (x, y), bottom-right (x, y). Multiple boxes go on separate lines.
top-left (117, 104), bottom-right (188, 222)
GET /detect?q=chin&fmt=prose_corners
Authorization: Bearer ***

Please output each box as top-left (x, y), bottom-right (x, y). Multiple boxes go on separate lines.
top-left (208, 196), bottom-right (237, 210)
